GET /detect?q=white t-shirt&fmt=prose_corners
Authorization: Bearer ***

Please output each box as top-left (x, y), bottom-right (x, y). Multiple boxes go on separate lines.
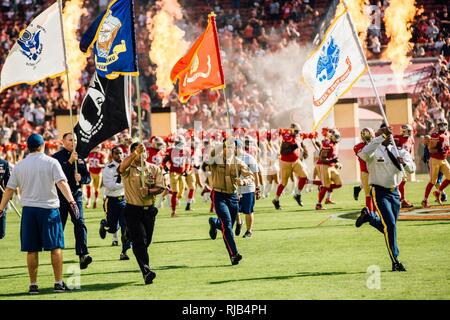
top-left (238, 152), bottom-right (259, 194)
top-left (7, 152), bottom-right (67, 209)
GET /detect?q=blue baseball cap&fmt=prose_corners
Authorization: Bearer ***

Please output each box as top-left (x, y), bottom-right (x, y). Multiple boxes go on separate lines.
top-left (27, 133), bottom-right (45, 149)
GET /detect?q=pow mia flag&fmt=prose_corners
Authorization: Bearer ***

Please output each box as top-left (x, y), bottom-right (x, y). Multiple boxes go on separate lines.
top-left (74, 72), bottom-right (131, 158)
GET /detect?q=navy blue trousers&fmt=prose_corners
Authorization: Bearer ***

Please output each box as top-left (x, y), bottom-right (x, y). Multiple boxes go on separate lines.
top-left (59, 193), bottom-right (89, 256)
top-left (368, 185), bottom-right (401, 263)
top-left (211, 191), bottom-right (239, 257)
top-left (0, 210), bottom-right (5, 239)
top-left (105, 196), bottom-right (131, 253)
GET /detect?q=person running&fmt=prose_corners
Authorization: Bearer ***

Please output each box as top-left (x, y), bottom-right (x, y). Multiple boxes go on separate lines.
top-left (207, 137), bottom-right (254, 265)
top-left (162, 135), bottom-right (191, 217)
top-left (236, 140), bottom-right (260, 238)
top-left (272, 123), bottom-right (309, 210)
top-left (355, 126), bottom-right (416, 271)
top-left (394, 124), bottom-right (415, 208)
top-left (0, 155), bottom-right (10, 239)
top-left (316, 128), bottom-right (343, 210)
top-left (119, 142), bottom-right (165, 284)
top-left (422, 118), bottom-right (450, 207)
top-left (99, 146), bottom-right (132, 261)
top-left (0, 134), bottom-right (79, 294)
top-left (52, 133), bottom-right (93, 270)
top-left (353, 127), bottom-right (376, 215)
top-left (86, 146), bottom-right (106, 209)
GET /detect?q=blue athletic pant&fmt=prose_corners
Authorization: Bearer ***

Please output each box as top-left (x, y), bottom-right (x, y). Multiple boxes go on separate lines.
top-left (0, 210), bottom-right (6, 239)
top-left (59, 193), bottom-right (88, 256)
top-left (105, 196), bottom-right (131, 253)
top-left (211, 191), bottom-right (239, 257)
top-left (369, 186), bottom-right (401, 263)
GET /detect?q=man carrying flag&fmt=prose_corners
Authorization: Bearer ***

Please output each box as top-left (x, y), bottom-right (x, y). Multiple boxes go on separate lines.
top-left (171, 13), bottom-right (252, 265)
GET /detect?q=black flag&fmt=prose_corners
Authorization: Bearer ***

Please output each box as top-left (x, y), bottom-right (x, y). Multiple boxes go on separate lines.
top-left (74, 72), bottom-right (131, 158)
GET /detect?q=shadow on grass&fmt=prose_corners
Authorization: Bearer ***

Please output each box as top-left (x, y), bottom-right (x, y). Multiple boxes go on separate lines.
top-left (81, 264), bottom-right (232, 277)
top-left (64, 245), bottom-right (111, 250)
top-left (403, 222), bottom-right (450, 227)
top-left (0, 260), bottom-right (77, 271)
top-left (0, 272), bottom-right (28, 280)
top-left (209, 271), bottom-right (367, 284)
top-left (257, 224), bottom-right (344, 232)
top-left (154, 238), bottom-right (211, 244)
top-left (0, 282), bottom-right (135, 298)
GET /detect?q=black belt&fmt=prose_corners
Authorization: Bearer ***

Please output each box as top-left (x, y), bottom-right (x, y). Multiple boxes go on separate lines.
top-left (107, 196), bottom-right (125, 201)
top-left (372, 185), bottom-right (397, 192)
top-left (126, 203), bottom-right (155, 210)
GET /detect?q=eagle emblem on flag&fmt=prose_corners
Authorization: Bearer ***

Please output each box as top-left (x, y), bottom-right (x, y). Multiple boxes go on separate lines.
top-left (17, 30), bottom-right (43, 61)
top-left (316, 37), bottom-right (340, 82)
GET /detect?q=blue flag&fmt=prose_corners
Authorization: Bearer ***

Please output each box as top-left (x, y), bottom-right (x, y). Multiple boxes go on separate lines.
top-left (80, 0), bottom-right (138, 79)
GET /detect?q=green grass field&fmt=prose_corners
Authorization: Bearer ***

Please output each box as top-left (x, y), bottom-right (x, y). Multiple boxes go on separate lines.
top-left (0, 175), bottom-right (449, 300)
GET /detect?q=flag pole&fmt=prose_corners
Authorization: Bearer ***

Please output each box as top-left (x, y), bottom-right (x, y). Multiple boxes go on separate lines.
top-left (0, 185), bottom-right (21, 218)
top-left (57, 0), bottom-right (79, 183)
top-left (342, 0), bottom-right (405, 171)
top-left (135, 75), bottom-right (145, 187)
top-left (222, 88), bottom-right (241, 196)
top-left (129, 0), bottom-right (145, 187)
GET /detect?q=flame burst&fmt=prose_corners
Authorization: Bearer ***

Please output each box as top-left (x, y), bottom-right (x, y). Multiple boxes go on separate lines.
top-left (62, 0), bottom-right (88, 103)
top-left (383, 0), bottom-right (421, 75)
top-left (148, 0), bottom-right (189, 103)
top-left (336, 0), bottom-right (370, 46)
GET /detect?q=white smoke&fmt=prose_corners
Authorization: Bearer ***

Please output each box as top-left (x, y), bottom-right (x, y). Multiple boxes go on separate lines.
top-left (245, 42), bottom-right (333, 131)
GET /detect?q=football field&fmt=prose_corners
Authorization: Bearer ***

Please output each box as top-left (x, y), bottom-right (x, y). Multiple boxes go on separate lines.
top-left (0, 175), bottom-right (449, 300)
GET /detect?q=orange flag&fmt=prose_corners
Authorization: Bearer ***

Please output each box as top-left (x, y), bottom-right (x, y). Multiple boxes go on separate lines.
top-left (170, 13), bottom-right (225, 103)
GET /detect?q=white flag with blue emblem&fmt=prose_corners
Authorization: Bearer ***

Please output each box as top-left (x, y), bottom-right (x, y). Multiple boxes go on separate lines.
top-left (302, 9), bottom-right (367, 129)
top-left (0, 2), bottom-right (65, 93)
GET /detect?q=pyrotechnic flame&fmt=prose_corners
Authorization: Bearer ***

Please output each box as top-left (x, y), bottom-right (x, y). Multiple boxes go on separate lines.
top-left (383, 0), bottom-right (421, 76)
top-left (62, 0), bottom-right (88, 104)
top-left (148, 0), bottom-right (189, 103)
top-left (336, 0), bottom-right (370, 46)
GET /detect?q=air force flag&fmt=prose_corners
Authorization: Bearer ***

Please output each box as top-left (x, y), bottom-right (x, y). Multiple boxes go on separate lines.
top-left (302, 9), bottom-right (367, 129)
top-left (0, 3), bottom-right (65, 92)
top-left (80, 0), bottom-right (138, 79)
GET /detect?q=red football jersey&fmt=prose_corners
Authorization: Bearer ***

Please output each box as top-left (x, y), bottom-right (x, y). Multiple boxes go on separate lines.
top-left (280, 133), bottom-right (299, 162)
top-left (317, 139), bottom-right (338, 166)
top-left (430, 131), bottom-right (450, 160)
top-left (353, 142), bottom-right (368, 173)
top-left (394, 135), bottom-right (414, 154)
top-left (163, 147), bottom-right (191, 174)
top-left (88, 152), bottom-right (105, 174)
top-left (146, 147), bottom-right (165, 167)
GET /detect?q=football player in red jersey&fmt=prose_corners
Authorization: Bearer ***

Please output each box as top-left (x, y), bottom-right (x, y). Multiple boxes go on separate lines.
top-left (424, 119), bottom-right (450, 206)
top-left (146, 136), bottom-right (166, 167)
top-left (184, 136), bottom-right (203, 211)
top-left (162, 135), bottom-right (192, 217)
top-left (316, 128), bottom-right (342, 210)
top-left (86, 146), bottom-right (106, 209)
top-left (272, 123), bottom-right (309, 210)
top-left (394, 124), bottom-right (415, 208)
top-left (353, 127), bottom-right (375, 213)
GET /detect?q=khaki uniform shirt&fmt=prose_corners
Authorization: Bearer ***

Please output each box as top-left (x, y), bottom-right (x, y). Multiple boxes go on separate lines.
top-left (208, 150), bottom-right (254, 194)
top-left (122, 162), bottom-right (164, 206)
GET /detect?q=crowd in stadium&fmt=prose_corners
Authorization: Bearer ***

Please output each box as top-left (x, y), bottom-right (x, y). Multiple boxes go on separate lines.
top-left (0, 0), bottom-right (449, 162)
